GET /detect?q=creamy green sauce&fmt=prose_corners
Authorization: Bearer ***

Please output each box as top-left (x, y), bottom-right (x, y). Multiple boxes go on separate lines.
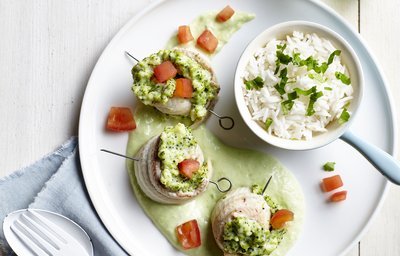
top-left (159, 123), bottom-right (208, 192)
top-left (126, 105), bottom-right (305, 256)
top-left (166, 11), bottom-right (255, 55)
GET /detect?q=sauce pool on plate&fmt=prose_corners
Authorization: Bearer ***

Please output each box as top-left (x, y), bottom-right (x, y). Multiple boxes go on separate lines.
top-left (126, 104), bottom-right (305, 256)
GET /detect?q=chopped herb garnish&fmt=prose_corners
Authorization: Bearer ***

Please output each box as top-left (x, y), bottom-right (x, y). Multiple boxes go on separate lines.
top-left (308, 73), bottom-right (326, 83)
top-left (338, 108), bottom-right (350, 124)
top-left (289, 49), bottom-right (342, 75)
top-left (274, 84), bottom-right (286, 95)
top-left (328, 50), bottom-right (341, 65)
top-left (287, 91), bottom-right (298, 100)
top-left (265, 118), bottom-right (273, 130)
top-left (320, 62), bottom-right (328, 73)
top-left (335, 72), bottom-right (351, 85)
top-left (274, 68), bottom-right (288, 95)
top-left (306, 91), bottom-right (323, 116)
top-left (276, 44), bottom-right (287, 51)
top-left (245, 76), bottom-right (264, 90)
top-left (277, 51), bottom-right (292, 65)
top-left (296, 56), bottom-right (328, 74)
top-left (303, 56), bottom-right (315, 71)
top-left (276, 44), bottom-right (292, 66)
top-left (292, 52), bottom-right (302, 65)
top-left (279, 67), bottom-right (287, 78)
top-left (277, 44), bottom-right (287, 51)
top-left (270, 45), bottom-right (350, 120)
top-left (323, 162), bottom-right (336, 171)
top-left (274, 65), bottom-right (280, 75)
top-left (281, 100), bottom-right (294, 115)
top-left (294, 86), bottom-right (316, 96)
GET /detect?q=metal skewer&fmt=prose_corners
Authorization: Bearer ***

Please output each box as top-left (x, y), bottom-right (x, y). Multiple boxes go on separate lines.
top-left (100, 149), bottom-right (140, 161)
top-left (125, 51), bottom-right (139, 62)
top-left (100, 149), bottom-right (232, 193)
top-left (262, 176), bottom-right (273, 196)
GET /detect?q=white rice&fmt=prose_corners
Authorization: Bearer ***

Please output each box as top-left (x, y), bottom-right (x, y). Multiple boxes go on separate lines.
top-left (242, 31), bottom-right (353, 140)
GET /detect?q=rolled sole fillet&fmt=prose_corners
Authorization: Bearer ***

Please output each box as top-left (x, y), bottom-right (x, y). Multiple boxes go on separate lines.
top-left (152, 47), bottom-right (220, 127)
top-left (211, 187), bottom-right (271, 253)
top-left (134, 135), bottom-right (212, 204)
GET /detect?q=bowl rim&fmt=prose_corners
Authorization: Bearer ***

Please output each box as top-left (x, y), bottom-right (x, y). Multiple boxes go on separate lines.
top-left (234, 20), bottom-right (364, 150)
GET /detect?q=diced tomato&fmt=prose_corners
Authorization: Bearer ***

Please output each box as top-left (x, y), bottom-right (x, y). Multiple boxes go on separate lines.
top-left (216, 5), bottom-right (235, 22)
top-left (153, 61), bottom-right (178, 83)
top-left (196, 29), bottom-right (218, 53)
top-left (173, 78), bottom-right (193, 98)
top-left (177, 25), bottom-right (194, 44)
top-left (106, 107), bottom-right (136, 132)
top-left (176, 219), bottom-right (201, 249)
top-left (330, 190), bottom-right (347, 202)
top-left (321, 175), bottom-right (343, 192)
top-left (178, 159), bottom-right (200, 179)
top-left (270, 209), bottom-right (294, 229)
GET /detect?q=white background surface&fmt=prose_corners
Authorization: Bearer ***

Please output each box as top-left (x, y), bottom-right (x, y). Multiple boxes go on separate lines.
top-left (1, 0), bottom-right (399, 255)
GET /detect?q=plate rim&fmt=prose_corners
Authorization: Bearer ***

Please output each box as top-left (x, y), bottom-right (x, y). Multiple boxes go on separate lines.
top-left (78, 0), bottom-right (398, 255)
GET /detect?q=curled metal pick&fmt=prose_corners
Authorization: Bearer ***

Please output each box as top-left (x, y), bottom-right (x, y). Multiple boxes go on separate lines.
top-left (125, 51), bottom-right (139, 62)
top-left (209, 177), bottom-right (232, 193)
top-left (100, 149), bottom-right (140, 161)
top-left (208, 110), bottom-right (235, 130)
top-left (262, 176), bottom-right (273, 195)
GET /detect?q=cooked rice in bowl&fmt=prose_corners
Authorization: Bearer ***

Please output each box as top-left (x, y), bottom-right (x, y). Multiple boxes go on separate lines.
top-left (242, 31), bottom-right (353, 140)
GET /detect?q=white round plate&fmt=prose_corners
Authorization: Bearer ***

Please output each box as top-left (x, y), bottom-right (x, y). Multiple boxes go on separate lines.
top-left (78, 0), bottom-right (397, 255)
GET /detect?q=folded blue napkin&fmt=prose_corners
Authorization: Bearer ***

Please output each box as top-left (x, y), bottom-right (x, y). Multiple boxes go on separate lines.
top-left (0, 137), bottom-right (127, 256)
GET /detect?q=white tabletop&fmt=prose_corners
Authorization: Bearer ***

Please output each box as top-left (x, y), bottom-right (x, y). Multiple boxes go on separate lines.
top-left (1, 1), bottom-right (399, 255)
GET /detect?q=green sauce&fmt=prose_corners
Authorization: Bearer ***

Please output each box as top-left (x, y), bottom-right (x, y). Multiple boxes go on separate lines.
top-left (166, 11), bottom-right (255, 54)
top-left (126, 105), bottom-right (305, 256)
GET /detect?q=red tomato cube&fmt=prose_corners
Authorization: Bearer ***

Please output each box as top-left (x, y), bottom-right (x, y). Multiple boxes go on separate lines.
top-left (216, 5), bottom-right (235, 22)
top-left (176, 219), bottom-right (201, 249)
top-left (173, 78), bottom-right (193, 98)
top-left (321, 175), bottom-right (343, 192)
top-left (270, 209), bottom-right (294, 229)
top-left (178, 159), bottom-right (200, 179)
top-left (330, 190), bottom-right (347, 202)
top-left (153, 61), bottom-right (178, 83)
top-left (106, 107), bottom-right (136, 132)
top-left (177, 25), bottom-right (194, 44)
top-left (196, 29), bottom-right (218, 54)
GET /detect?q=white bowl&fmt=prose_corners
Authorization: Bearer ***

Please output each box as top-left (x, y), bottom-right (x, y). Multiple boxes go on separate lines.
top-left (234, 21), bottom-right (364, 150)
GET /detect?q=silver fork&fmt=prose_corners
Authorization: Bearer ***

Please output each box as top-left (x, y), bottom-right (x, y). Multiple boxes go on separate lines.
top-left (4, 209), bottom-right (93, 256)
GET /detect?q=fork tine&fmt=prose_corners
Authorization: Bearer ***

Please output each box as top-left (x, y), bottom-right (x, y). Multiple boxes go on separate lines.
top-left (28, 210), bottom-right (72, 243)
top-left (11, 219), bottom-right (56, 256)
top-left (21, 212), bottom-right (62, 249)
top-left (28, 210), bottom-right (92, 255)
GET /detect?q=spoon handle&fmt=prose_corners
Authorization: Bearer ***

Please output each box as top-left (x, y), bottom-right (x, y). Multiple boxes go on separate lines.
top-left (341, 130), bottom-right (400, 185)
